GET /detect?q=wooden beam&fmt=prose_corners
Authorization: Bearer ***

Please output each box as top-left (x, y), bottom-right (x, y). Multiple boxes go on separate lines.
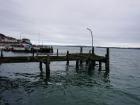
top-left (0, 53), bottom-right (106, 63)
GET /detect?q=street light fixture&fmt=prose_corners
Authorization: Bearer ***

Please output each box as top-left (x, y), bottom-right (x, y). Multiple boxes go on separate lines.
top-left (87, 28), bottom-right (94, 54)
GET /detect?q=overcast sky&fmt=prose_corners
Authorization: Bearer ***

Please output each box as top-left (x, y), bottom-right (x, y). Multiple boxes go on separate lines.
top-left (0, 0), bottom-right (140, 47)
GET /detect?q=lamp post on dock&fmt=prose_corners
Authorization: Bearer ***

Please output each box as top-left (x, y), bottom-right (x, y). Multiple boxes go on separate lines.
top-left (87, 28), bottom-right (94, 54)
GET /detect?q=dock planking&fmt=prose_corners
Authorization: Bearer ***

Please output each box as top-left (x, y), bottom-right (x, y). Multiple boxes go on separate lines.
top-left (0, 53), bottom-right (106, 63)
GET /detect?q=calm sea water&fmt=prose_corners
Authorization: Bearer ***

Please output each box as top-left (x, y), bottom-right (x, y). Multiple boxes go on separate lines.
top-left (0, 46), bottom-right (140, 105)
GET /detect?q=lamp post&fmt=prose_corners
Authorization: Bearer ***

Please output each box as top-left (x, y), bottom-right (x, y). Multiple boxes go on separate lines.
top-left (87, 28), bottom-right (94, 54)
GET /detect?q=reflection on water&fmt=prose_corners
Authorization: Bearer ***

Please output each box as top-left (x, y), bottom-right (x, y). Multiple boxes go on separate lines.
top-left (0, 61), bottom-right (110, 105)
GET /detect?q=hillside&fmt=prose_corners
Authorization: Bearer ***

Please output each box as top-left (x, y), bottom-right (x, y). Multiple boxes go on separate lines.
top-left (0, 33), bottom-right (16, 41)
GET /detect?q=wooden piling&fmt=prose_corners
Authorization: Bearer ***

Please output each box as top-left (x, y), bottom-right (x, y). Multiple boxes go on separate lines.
top-left (80, 60), bottom-right (83, 65)
top-left (39, 62), bottom-right (43, 72)
top-left (80, 47), bottom-right (83, 54)
top-left (92, 47), bottom-right (95, 54)
top-left (80, 47), bottom-right (83, 64)
top-left (45, 58), bottom-right (50, 79)
top-left (86, 60), bottom-right (89, 65)
top-left (98, 61), bottom-right (102, 71)
top-left (105, 48), bottom-right (110, 73)
top-left (57, 49), bottom-right (58, 56)
top-left (66, 51), bottom-right (69, 65)
top-left (76, 59), bottom-right (79, 69)
top-left (88, 60), bottom-right (92, 70)
top-left (91, 60), bottom-right (95, 70)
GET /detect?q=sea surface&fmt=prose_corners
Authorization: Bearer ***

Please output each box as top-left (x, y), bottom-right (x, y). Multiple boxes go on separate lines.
top-left (0, 46), bottom-right (140, 105)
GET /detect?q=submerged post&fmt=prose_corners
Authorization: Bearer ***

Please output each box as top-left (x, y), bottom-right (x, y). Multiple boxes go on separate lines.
top-left (86, 60), bottom-right (89, 65)
top-left (66, 51), bottom-right (69, 65)
top-left (105, 48), bottom-right (110, 73)
top-left (39, 62), bottom-right (43, 72)
top-left (91, 60), bottom-right (95, 70)
top-left (88, 60), bottom-right (92, 71)
top-left (98, 61), bottom-right (102, 71)
top-left (45, 55), bottom-right (50, 79)
top-left (76, 59), bottom-right (79, 72)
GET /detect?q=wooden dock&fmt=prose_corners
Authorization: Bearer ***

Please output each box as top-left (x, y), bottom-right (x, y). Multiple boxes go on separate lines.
top-left (0, 47), bottom-right (110, 79)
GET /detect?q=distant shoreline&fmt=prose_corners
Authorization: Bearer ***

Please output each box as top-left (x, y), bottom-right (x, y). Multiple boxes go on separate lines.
top-left (50, 45), bottom-right (140, 49)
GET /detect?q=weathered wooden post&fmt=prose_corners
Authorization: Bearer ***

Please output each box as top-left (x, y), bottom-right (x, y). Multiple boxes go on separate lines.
top-left (98, 61), bottom-right (102, 71)
top-left (66, 51), bottom-right (69, 65)
top-left (76, 59), bottom-right (79, 70)
top-left (80, 47), bottom-right (83, 65)
top-left (86, 60), bottom-right (89, 65)
top-left (105, 48), bottom-right (110, 73)
top-left (92, 47), bottom-right (95, 54)
top-left (91, 60), bottom-right (95, 70)
top-left (45, 55), bottom-right (50, 79)
top-left (39, 61), bottom-right (43, 72)
top-left (57, 49), bottom-right (58, 56)
top-left (80, 47), bottom-right (83, 53)
top-left (91, 48), bottom-right (95, 69)
top-left (1, 49), bottom-right (3, 58)
top-left (86, 50), bottom-right (91, 65)
top-left (88, 60), bottom-right (92, 70)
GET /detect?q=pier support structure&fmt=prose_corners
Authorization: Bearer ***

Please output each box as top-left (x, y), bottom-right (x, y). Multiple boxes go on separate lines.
top-left (0, 47), bottom-right (110, 78)
top-left (39, 62), bottom-right (43, 72)
top-left (45, 58), bottom-right (50, 79)
top-left (86, 60), bottom-right (89, 65)
top-left (45, 60), bottom-right (50, 79)
top-left (57, 49), bottom-right (58, 56)
top-left (80, 47), bottom-right (83, 65)
top-left (92, 47), bottom-right (95, 54)
top-left (66, 51), bottom-right (69, 65)
top-left (105, 48), bottom-right (110, 73)
top-left (91, 60), bottom-right (95, 70)
top-left (98, 61), bottom-right (102, 71)
top-left (76, 59), bottom-right (79, 72)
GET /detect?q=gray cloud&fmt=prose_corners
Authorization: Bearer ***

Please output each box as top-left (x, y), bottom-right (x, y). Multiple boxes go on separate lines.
top-left (0, 0), bottom-right (140, 47)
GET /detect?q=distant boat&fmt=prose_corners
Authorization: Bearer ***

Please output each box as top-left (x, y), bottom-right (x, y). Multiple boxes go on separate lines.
top-left (11, 44), bottom-right (26, 52)
top-left (0, 33), bottom-right (53, 53)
